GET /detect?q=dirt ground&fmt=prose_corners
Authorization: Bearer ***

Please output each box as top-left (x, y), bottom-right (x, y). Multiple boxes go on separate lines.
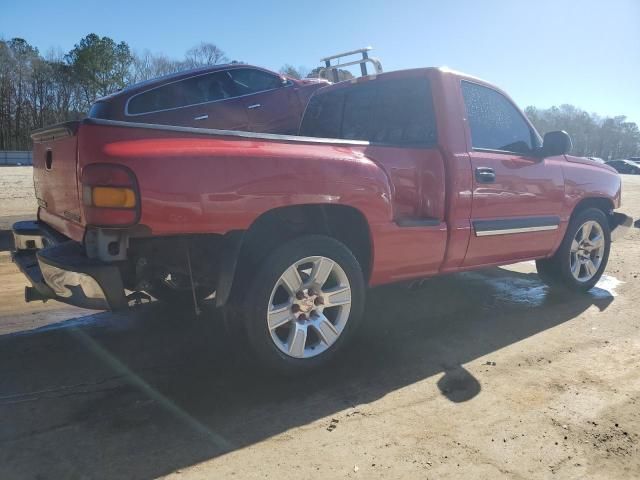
top-left (0, 166), bottom-right (639, 479)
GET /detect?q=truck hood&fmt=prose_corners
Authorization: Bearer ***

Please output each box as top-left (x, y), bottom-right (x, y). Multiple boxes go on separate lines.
top-left (565, 155), bottom-right (618, 174)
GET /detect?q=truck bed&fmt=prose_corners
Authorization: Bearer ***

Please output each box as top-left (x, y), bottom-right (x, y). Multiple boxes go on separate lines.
top-left (32, 118), bottom-right (449, 285)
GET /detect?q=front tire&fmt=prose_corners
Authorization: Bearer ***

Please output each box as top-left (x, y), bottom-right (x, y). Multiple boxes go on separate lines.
top-left (536, 208), bottom-right (611, 292)
top-left (235, 235), bottom-right (365, 375)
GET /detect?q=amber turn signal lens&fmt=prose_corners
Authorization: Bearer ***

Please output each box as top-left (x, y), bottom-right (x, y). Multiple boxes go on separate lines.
top-left (91, 187), bottom-right (136, 208)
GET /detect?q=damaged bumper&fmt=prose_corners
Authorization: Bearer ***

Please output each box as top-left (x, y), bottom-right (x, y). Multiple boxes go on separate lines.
top-left (11, 221), bottom-right (127, 311)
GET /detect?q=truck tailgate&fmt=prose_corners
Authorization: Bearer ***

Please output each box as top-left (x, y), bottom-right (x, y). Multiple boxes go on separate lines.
top-left (31, 122), bottom-right (84, 240)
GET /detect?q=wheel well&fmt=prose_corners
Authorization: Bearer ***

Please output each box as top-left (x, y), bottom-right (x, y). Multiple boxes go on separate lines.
top-left (236, 204), bottom-right (373, 286)
top-left (571, 197), bottom-right (614, 221)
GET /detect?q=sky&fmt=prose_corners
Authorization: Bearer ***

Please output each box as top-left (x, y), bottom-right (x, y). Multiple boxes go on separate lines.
top-left (2, 0), bottom-right (639, 123)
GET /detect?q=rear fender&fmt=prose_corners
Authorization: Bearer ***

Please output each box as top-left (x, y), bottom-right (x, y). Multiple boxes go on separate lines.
top-left (79, 122), bottom-right (395, 235)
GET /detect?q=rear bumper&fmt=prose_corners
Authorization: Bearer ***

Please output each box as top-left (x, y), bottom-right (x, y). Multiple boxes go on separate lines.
top-left (610, 211), bottom-right (633, 241)
top-left (11, 220), bottom-right (127, 311)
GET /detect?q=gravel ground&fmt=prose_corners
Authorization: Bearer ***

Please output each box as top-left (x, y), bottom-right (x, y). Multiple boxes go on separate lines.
top-left (0, 167), bottom-right (639, 479)
top-left (0, 166), bottom-right (38, 229)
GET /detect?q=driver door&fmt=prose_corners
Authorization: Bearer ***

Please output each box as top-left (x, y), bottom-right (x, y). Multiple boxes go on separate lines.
top-left (460, 81), bottom-right (565, 267)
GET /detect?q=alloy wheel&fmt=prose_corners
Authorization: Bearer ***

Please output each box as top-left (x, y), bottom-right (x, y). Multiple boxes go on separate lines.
top-left (267, 256), bottom-right (352, 358)
top-left (569, 220), bottom-right (605, 282)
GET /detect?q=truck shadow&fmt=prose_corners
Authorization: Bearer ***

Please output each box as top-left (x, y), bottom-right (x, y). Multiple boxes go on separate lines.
top-left (0, 266), bottom-right (614, 479)
top-left (0, 229), bottom-right (14, 252)
top-left (0, 215), bottom-right (37, 252)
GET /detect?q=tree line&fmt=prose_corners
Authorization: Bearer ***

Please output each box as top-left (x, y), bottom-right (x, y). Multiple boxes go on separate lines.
top-left (0, 35), bottom-right (240, 150)
top-left (1, 34), bottom-right (638, 159)
top-left (525, 105), bottom-right (639, 160)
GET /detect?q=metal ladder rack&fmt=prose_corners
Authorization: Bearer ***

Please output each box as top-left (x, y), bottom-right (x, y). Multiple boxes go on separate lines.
top-left (319, 47), bottom-right (383, 82)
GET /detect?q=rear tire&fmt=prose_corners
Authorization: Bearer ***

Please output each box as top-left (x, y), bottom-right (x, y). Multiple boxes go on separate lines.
top-left (233, 235), bottom-right (365, 375)
top-left (536, 208), bottom-right (611, 292)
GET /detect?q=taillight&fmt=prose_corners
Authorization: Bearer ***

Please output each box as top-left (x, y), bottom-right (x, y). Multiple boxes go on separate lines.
top-left (81, 164), bottom-right (140, 226)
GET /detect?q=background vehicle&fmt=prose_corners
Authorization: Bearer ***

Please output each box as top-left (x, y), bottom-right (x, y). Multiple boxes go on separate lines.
top-left (606, 159), bottom-right (640, 174)
top-left (13, 67), bottom-right (631, 374)
top-left (88, 64), bottom-right (329, 134)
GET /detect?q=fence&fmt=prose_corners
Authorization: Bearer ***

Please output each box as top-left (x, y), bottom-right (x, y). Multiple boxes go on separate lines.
top-left (0, 151), bottom-right (33, 166)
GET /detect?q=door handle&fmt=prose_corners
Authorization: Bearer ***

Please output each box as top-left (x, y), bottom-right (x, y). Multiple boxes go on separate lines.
top-left (475, 167), bottom-right (496, 183)
top-left (193, 114), bottom-right (208, 121)
top-left (247, 103), bottom-right (262, 109)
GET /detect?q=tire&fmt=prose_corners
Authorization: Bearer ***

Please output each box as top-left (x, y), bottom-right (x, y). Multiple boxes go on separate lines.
top-left (536, 208), bottom-right (611, 292)
top-left (234, 234), bottom-right (365, 375)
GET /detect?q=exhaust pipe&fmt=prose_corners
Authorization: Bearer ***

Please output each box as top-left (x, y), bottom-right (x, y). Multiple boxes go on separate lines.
top-left (25, 286), bottom-right (49, 303)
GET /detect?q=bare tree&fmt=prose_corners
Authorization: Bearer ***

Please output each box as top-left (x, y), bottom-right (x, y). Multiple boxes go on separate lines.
top-left (184, 42), bottom-right (228, 68)
top-left (129, 50), bottom-right (185, 83)
top-left (279, 65), bottom-right (310, 80)
top-left (0, 40), bottom-right (15, 149)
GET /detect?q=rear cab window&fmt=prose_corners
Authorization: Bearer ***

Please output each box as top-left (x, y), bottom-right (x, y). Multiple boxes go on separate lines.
top-left (299, 75), bottom-right (437, 146)
top-left (461, 80), bottom-right (540, 154)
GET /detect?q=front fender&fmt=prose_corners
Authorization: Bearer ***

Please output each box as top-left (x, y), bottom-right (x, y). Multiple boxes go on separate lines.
top-left (562, 157), bottom-right (622, 214)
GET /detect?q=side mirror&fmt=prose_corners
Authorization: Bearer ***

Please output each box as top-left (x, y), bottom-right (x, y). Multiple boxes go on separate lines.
top-left (279, 75), bottom-right (289, 86)
top-left (541, 130), bottom-right (572, 157)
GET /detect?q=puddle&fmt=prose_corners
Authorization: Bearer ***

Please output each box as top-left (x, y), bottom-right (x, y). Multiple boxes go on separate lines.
top-left (591, 275), bottom-right (623, 298)
top-left (460, 271), bottom-right (624, 307)
top-left (460, 271), bottom-right (548, 307)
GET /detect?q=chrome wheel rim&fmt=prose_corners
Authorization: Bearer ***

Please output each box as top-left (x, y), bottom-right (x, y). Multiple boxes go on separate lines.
top-left (267, 256), bottom-right (351, 359)
top-left (570, 220), bottom-right (605, 282)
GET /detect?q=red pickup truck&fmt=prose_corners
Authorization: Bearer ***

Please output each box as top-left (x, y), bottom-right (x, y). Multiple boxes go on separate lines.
top-left (13, 67), bottom-right (632, 373)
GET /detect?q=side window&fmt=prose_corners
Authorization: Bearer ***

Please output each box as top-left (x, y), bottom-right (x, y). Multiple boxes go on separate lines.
top-left (461, 81), bottom-right (534, 154)
top-left (179, 71), bottom-right (236, 105)
top-left (127, 82), bottom-right (185, 115)
top-left (300, 76), bottom-right (437, 146)
top-left (127, 72), bottom-right (236, 115)
top-left (228, 68), bottom-right (282, 96)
